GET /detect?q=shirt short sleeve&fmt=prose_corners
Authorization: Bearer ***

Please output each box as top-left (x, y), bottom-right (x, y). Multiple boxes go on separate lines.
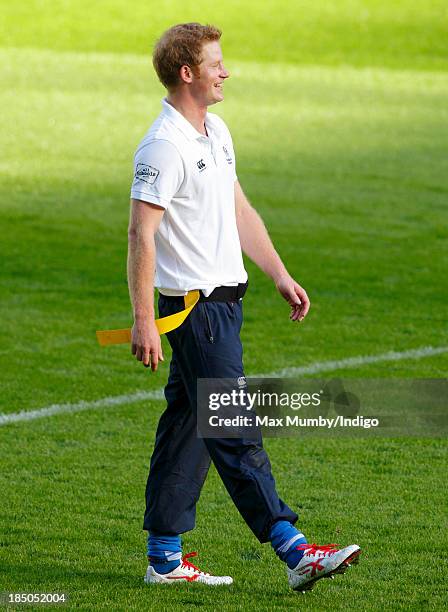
top-left (130, 139), bottom-right (184, 209)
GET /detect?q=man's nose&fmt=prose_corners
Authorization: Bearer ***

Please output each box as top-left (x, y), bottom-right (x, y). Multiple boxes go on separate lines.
top-left (221, 65), bottom-right (230, 79)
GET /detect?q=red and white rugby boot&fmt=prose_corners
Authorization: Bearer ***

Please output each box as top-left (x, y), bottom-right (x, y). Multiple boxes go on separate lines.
top-left (287, 543), bottom-right (361, 592)
top-left (144, 552), bottom-right (233, 586)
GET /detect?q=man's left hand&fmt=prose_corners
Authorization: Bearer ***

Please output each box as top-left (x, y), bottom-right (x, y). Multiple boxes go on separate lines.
top-left (275, 274), bottom-right (310, 322)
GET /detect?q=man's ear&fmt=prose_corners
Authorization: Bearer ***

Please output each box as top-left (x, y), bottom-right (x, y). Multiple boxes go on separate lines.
top-left (179, 65), bottom-right (194, 84)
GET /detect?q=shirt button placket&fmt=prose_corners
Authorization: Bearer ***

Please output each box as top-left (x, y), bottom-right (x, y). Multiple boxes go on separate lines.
top-left (210, 140), bottom-right (218, 167)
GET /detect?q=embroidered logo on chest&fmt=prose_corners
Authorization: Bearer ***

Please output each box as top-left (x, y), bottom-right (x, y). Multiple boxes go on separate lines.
top-left (197, 159), bottom-right (207, 172)
top-left (222, 145), bottom-right (233, 165)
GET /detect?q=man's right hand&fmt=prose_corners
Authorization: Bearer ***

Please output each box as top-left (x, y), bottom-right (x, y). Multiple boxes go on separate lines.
top-left (131, 318), bottom-right (164, 372)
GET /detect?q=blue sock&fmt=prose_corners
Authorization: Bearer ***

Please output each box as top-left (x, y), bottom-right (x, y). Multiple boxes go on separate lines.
top-left (147, 531), bottom-right (182, 574)
top-left (269, 521), bottom-right (308, 570)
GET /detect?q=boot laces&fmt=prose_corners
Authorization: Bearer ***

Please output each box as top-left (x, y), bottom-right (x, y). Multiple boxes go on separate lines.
top-left (181, 552), bottom-right (210, 576)
top-left (297, 543), bottom-right (339, 557)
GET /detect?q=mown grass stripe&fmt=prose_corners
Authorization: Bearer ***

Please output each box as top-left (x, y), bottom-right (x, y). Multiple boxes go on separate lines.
top-left (1, 345), bottom-right (445, 426)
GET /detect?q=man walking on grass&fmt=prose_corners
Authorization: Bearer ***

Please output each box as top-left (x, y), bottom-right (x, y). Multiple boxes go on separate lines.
top-left (127, 22), bottom-right (360, 592)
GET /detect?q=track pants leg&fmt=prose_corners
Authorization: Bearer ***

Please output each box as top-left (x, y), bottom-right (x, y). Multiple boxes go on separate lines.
top-left (143, 296), bottom-right (298, 542)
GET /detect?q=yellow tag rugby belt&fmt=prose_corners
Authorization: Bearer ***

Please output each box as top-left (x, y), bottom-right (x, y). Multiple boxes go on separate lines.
top-left (96, 281), bottom-right (248, 347)
top-left (96, 290), bottom-right (200, 347)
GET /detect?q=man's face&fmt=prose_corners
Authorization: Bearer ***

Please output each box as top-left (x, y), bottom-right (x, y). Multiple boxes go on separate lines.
top-left (191, 41), bottom-right (230, 106)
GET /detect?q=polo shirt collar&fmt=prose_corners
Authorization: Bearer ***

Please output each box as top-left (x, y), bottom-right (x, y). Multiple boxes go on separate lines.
top-left (161, 98), bottom-right (217, 141)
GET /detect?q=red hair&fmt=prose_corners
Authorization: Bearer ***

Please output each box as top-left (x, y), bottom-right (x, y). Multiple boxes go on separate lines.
top-left (153, 23), bottom-right (222, 90)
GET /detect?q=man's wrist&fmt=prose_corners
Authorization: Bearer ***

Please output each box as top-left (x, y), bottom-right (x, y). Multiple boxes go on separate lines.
top-left (272, 267), bottom-right (290, 286)
top-left (134, 311), bottom-right (155, 323)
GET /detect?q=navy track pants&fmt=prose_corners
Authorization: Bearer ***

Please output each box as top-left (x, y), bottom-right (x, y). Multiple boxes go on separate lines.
top-left (143, 295), bottom-right (298, 543)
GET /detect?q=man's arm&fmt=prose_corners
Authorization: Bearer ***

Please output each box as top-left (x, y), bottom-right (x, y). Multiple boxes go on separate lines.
top-left (127, 198), bottom-right (165, 370)
top-left (235, 181), bottom-right (310, 321)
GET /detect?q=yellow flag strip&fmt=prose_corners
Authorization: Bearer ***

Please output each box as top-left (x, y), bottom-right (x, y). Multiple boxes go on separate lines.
top-left (96, 290), bottom-right (200, 347)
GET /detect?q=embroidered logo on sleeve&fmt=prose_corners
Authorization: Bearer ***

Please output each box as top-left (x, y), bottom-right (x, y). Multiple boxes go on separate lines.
top-left (135, 163), bottom-right (160, 185)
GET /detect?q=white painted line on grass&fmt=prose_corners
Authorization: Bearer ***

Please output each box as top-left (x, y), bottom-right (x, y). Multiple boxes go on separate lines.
top-left (0, 389), bottom-right (164, 426)
top-left (0, 345), bottom-right (446, 426)
top-left (261, 345), bottom-right (448, 377)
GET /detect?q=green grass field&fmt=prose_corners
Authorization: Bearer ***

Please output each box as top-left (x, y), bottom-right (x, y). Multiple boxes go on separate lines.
top-left (1, 1), bottom-right (447, 610)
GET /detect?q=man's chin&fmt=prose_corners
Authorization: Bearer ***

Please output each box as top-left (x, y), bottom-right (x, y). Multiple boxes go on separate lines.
top-left (207, 95), bottom-right (224, 106)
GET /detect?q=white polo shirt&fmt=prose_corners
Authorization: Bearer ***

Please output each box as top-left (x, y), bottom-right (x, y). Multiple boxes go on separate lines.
top-left (130, 99), bottom-right (248, 296)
